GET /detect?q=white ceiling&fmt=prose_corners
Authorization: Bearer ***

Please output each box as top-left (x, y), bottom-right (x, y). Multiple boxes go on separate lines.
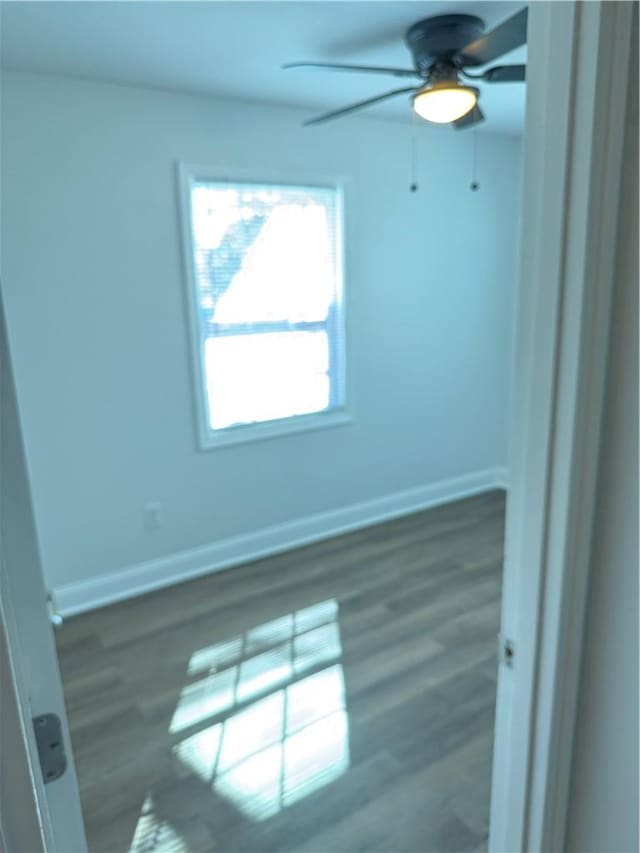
top-left (0, 1), bottom-right (527, 135)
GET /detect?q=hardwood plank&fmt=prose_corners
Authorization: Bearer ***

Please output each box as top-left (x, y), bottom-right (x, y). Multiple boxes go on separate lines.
top-left (56, 489), bottom-right (505, 852)
top-left (294, 732), bottom-right (494, 853)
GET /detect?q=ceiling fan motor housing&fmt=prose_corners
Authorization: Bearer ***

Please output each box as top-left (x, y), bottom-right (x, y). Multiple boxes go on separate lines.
top-left (405, 14), bottom-right (485, 75)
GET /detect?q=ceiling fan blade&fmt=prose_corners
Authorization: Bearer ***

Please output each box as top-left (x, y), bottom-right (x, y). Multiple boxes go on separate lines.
top-left (452, 105), bottom-right (485, 130)
top-left (283, 62), bottom-right (418, 79)
top-left (303, 86), bottom-right (419, 127)
top-left (483, 64), bottom-right (526, 83)
top-left (461, 7), bottom-right (528, 67)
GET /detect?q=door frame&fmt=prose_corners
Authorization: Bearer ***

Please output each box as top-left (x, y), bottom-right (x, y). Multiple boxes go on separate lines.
top-left (0, 286), bottom-right (88, 851)
top-left (0, 1), bottom-right (635, 850)
top-left (1, 574), bottom-right (50, 852)
top-left (489, 1), bottom-right (635, 851)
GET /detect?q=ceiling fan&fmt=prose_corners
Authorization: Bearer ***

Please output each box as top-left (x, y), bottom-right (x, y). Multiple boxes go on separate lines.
top-left (283, 7), bottom-right (527, 129)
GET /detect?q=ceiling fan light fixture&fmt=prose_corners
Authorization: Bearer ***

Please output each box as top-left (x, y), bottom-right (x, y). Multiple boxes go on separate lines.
top-left (412, 82), bottom-right (478, 124)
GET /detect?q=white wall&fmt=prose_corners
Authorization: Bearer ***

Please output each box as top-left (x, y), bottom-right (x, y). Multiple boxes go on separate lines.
top-left (1, 72), bottom-right (521, 611)
top-left (566, 19), bottom-right (639, 851)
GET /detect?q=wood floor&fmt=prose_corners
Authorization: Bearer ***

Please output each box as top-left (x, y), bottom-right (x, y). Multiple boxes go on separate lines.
top-left (56, 490), bottom-right (505, 853)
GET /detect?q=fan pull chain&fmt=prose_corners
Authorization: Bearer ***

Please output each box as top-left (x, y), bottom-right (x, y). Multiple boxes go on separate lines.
top-left (470, 129), bottom-right (480, 191)
top-left (410, 109), bottom-right (419, 193)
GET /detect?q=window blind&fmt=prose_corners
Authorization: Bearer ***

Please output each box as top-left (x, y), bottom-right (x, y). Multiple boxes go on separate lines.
top-left (188, 180), bottom-right (344, 432)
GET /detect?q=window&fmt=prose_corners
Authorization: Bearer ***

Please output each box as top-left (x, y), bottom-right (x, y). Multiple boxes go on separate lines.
top-left (179, 166), bottom-right (348, 448)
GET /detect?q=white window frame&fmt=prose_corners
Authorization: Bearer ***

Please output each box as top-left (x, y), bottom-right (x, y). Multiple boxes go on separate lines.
top-left (177, 163), bottom-right (350, 450)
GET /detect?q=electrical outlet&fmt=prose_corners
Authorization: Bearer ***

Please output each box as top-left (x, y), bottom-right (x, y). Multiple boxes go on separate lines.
top-left (143, 502), bottom-right (162, 531)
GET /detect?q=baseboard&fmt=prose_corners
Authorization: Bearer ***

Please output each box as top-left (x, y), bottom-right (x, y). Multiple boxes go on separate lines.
top-left (54, 468), bottom-right (508, 617)
top-left (493, 466), bottom-right (509, 489)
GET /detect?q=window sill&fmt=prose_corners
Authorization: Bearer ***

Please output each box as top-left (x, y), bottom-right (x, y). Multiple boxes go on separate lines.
top-left (198, 408), bottom-right (352, 451)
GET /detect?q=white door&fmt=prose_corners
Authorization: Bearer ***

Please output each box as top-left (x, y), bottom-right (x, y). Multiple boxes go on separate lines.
top-left (0, 287), bottom-right (87, 852)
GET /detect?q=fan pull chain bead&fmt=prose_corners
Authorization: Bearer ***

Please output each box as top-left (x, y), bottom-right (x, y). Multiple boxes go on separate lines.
top-left (410, 109), bottom-right (419, 192)
top-left (470, 128), bottom-right (480, 191)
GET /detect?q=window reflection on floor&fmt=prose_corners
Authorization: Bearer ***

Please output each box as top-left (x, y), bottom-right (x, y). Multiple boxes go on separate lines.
top-left (130, 795), bottom-right (190, 853)
top-left (176, 665), bottom-right (348, 820)
top-left (169, 601), bottom-right (342, 735)
top-left (131, 600), bottom-right (349, 848)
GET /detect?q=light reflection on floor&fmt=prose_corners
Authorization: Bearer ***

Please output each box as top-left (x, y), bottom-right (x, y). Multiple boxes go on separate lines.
top-left (170, 601), bottom-right (342, 735)
top-left (130, 600), bottom-right (349, 848)
top-left (130, 795), bottom-right (189, 853)
top-left (176, 665), bottom-right (348, 820)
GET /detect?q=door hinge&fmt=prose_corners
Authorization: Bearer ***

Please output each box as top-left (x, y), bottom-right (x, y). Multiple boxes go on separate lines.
top-left (498, 634), bottom-right (516, 668)
top-left (33, 714), bottom-right (67, 784)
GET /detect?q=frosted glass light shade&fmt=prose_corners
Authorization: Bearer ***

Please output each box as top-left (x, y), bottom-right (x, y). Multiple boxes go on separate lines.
top-left (413, 84), bottom-right (478, 124)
